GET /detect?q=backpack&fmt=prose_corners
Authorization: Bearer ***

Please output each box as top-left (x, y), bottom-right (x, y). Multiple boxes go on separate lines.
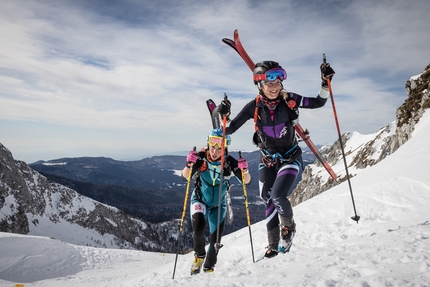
top-left (252, 93), bottom-right (299, 148)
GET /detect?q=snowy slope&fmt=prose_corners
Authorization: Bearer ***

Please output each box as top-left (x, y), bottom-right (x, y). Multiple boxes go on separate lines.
top-left (292, 119), bottom-right (398, 208)
top-left (1, 113), bottom-right (430, 286)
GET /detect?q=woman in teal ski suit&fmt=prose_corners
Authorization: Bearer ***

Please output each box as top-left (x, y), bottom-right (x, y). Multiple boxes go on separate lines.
top-left (182, 129), bottom-right (251, 274)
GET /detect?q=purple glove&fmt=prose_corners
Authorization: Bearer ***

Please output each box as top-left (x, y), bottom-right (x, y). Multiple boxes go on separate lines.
top-left (238, 157), bottom-right (248, 170)
top-left (186, 150), bottom-right (198, 164)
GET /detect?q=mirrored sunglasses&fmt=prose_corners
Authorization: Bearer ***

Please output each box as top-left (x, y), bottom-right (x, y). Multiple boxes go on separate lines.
top-left (253, 68), bottom-right (287, 82)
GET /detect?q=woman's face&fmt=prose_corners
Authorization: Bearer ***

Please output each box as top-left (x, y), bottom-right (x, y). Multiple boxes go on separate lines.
top-left (208, 145), bottom-right (223, 161)
top-left (262, 80), bottom-right (282, 99)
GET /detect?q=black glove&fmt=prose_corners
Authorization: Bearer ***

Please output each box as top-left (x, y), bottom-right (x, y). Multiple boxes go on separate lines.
top-left (320, 63), bottom-right (335, 88)
top-left (219, 99), bottom-right (231, 117)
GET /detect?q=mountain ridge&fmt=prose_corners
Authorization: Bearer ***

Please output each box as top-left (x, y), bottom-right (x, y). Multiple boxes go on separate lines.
top-left (290, 63), bottom-right (430, 205)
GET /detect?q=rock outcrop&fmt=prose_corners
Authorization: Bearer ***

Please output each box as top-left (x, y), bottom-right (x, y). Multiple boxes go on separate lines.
top-left (291, 63), bottom-right (430, 205)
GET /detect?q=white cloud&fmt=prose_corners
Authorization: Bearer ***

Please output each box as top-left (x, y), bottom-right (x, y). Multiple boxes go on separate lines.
top-left (0, 0), bottom-right (429, 162)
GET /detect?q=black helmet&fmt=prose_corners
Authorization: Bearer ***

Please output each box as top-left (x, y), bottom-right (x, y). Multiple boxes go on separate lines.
top-left (253, 61), bottom-right (284, 85)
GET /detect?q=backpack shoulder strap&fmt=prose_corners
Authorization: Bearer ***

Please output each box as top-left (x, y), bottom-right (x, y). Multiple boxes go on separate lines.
top-left (254, 95), bottom-right (262, 131)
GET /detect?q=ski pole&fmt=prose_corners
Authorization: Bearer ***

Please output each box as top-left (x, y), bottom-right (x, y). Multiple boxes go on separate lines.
top-left (172, 146), bottom-right (196, 279)
top-left (323, 54), bottom-right (360, 223)
top-left (239, 151), bottom-right (255, 263)
top-left (215, 93), bottom-right (228, 251)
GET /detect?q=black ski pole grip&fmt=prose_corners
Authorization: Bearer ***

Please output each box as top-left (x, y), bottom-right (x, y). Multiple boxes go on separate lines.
top-left (239, 151), bottom-right (242, 158)
top-left (323, 53), bottom-right (327, 64)
top-left (192, 146), bottom-right (197, 160)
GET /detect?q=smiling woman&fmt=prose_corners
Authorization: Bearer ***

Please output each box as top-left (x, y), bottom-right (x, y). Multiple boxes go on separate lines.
top-left (219, 52), bottom-right (335, 258)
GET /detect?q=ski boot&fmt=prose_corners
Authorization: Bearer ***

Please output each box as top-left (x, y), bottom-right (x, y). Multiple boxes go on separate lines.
top-left (255, 247), bottom-right (279, 262)
top-left (278, 226), bottom-right (295, 253)
top-left (264, 247), bottom-right (279, 258)
top-left (203, 266), bottom-right (214, 273)
top-left (190, 255), bottom-right (205, 275)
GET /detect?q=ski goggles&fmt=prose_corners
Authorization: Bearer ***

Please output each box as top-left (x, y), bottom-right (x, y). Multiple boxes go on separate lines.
top-left (208, 136), bottom-right (227, 148)
top-left (253, 68), bottom-right (287, 83)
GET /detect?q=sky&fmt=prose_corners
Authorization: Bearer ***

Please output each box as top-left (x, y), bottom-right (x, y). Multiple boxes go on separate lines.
top-left (1, 106), bottom-right (430, 286)
top-left (1, 0), bottom-right (430, 163)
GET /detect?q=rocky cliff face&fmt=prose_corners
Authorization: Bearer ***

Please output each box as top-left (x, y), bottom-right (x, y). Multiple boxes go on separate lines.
top-left (291, 63), bottom-right (430, 205)
top-left (0, 144), bottom-right (193, 253)
top-left (393, 64), bottom-right (430, 150)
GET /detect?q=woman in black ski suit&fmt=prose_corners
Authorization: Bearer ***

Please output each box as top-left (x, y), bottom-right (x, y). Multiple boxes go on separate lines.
top-left (220, 60), bottom-right (335, 258)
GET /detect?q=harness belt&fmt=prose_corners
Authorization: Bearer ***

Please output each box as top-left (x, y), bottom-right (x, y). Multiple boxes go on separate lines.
top-left (260, 144), bottom-right (301, 168)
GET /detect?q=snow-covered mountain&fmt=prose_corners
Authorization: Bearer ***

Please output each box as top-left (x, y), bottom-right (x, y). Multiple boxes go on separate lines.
top-left (0, 145), bottom-right (193, 253)
top-left (1, 65), bottom-right (429, 287)
top-left (291, 63), bottom-right (430, 205)
top-left (0, 62), bottom-right (430, 286)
